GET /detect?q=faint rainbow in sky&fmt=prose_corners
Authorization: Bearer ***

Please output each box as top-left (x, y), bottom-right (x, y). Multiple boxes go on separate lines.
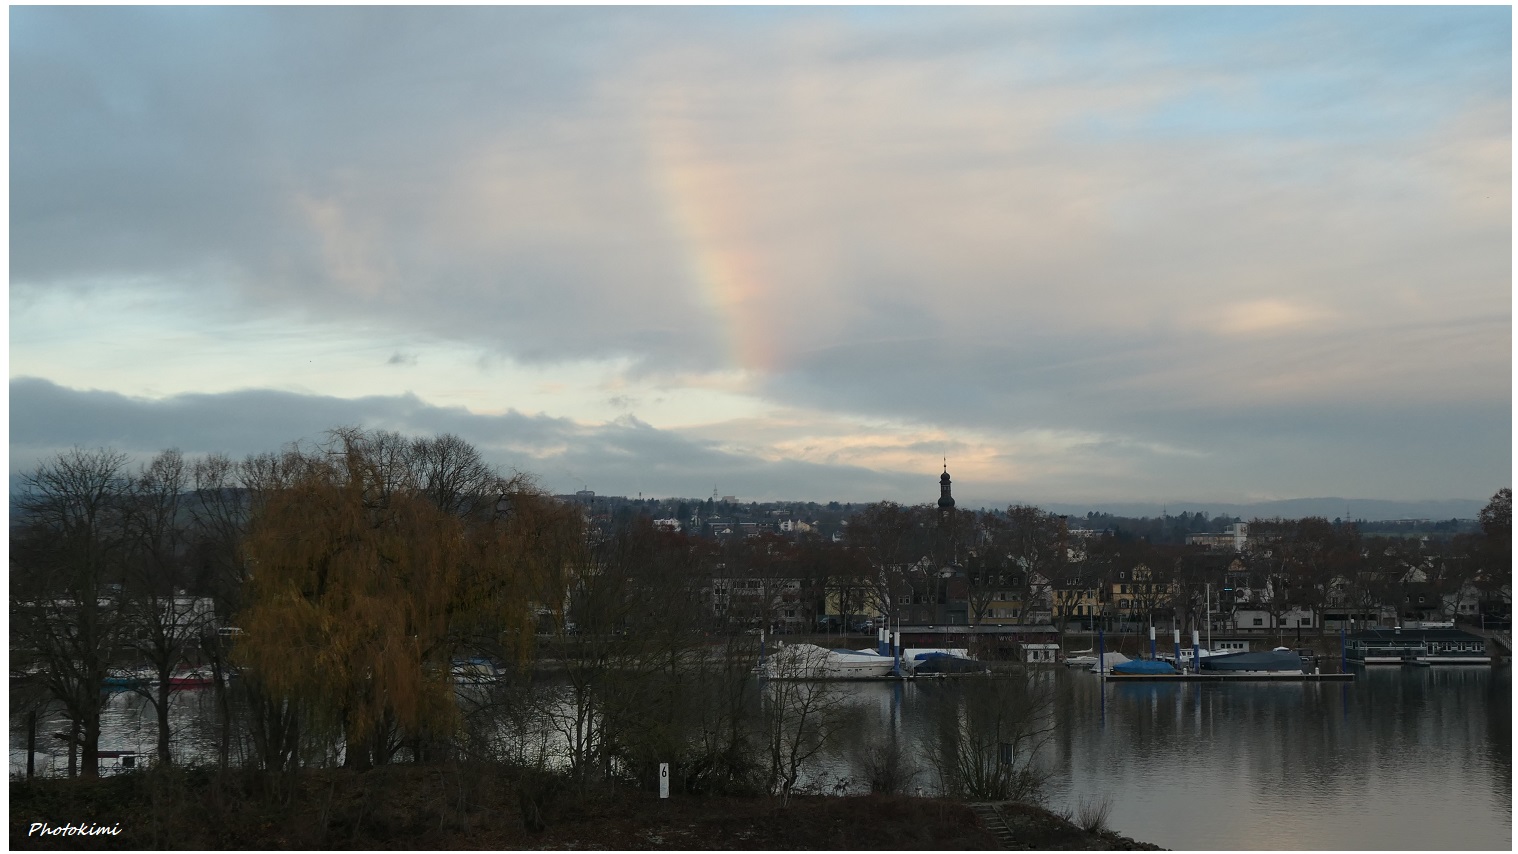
top-left (647, 113), bottom-right (775, 375)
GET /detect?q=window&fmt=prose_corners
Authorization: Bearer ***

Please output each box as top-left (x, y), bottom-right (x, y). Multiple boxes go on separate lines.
top-left (1253, 618), bottom-right (1264, 626)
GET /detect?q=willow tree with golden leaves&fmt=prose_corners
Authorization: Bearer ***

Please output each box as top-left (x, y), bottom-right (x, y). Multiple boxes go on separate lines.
top-left (235, 428), bottom-right (580, 769)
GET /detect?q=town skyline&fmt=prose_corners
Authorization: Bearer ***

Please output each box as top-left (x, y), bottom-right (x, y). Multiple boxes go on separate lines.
top-left (10, 6), bottom-right (1511, 507)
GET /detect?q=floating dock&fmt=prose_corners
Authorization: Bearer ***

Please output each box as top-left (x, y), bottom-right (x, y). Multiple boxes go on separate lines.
top-left (1101, 672), bottom-right (1353, 682)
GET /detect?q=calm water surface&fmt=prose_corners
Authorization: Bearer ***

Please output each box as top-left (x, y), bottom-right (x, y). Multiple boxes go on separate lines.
top-left (12, 666), bottom-right (1510, 850)
top-left (807, 666), bottom-right (1511, 850)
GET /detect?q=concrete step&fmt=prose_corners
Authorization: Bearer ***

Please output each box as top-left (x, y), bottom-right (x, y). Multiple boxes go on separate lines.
top-left (971, 802), bottom-right (1016, 850)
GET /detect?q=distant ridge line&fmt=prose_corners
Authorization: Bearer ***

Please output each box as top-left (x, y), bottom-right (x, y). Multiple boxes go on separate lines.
top-left (977, 497), bottom-right (1487, 523)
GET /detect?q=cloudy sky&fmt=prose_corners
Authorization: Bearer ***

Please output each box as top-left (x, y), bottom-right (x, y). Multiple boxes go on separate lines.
top-left (9, 6), bottom-right (1512, 508)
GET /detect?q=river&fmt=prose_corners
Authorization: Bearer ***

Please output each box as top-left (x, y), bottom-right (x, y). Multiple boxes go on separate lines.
top-left (11, 665), bottom-right (1510, 850)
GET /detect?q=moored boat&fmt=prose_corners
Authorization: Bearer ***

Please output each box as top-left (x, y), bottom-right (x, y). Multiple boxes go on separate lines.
top-left (1157, 647), bottom-right (1240, 671)
top-left (102, 669), bottom-right (151, 690)
top-left (907, 650), bottom-right (986, 675)
top-left (450, 657), bottom-right (498, 683)
top-left (762, 643), bottom-right (897, 679)
top-left (1064, 647), bottom-right (1097, 668)
top-left (166, 668), bottom-right (216, 688)
top-left (1089, 652), bottom-right (1131, 674)
top-left (1199, 647), bottom-right (1303, 674)
top-left (1112, 659), bottom-right (1179, 675)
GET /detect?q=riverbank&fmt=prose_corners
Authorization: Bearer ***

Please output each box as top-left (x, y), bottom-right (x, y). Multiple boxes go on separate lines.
top-left (10, 764), bottom-right (1162, 849)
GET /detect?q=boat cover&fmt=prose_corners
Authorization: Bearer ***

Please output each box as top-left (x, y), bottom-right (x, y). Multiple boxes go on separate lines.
top-left (911, 652), bottom-right (985, 674)
top-left (1199, 650), bottom-right (1302, 672)
top-left (1112, 659), bottom-right (1179, 675)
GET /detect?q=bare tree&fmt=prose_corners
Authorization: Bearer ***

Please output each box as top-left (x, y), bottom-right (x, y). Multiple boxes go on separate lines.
top-left (119, 449), bottom-right (214, 765)
top-left (927, 672), bottom-right (1057, 802)
top-left (759, 653), bottom-right (851, 804)
top-left (10, 448), bottom-right (133, 778)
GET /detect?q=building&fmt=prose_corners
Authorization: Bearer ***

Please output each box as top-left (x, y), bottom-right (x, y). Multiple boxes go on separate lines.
top-left (1345, 627), bottom-right (1492, 664)
top-left (1186, 522), bottom-right (1249, 551)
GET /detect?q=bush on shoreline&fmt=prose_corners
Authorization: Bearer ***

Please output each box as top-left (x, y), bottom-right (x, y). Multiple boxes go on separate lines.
top-left (10, 763), bottom-right (1161, 850)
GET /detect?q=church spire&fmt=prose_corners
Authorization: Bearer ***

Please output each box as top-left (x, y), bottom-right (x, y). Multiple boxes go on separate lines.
top-left (938, 461), bottom-right (955, 511)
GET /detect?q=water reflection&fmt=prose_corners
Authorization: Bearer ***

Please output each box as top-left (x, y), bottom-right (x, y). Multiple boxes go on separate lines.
top-left (11, 667), bottom-right (1510, 850)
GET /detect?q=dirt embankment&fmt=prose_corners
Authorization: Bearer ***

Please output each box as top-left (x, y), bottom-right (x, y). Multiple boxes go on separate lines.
top-left (11, 765), bottom-right (1162, 850)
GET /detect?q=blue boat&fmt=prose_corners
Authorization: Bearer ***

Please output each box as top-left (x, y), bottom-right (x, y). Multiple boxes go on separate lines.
top-left (1199, 648), bottom-right (1302, 673)
top-left (909, 651), bottom-right (986, 674)
top-left (1112, 659), bottom-right (1179, 675)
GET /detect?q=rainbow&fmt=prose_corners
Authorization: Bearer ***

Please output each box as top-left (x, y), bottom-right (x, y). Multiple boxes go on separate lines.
top-left (648, 112), bottom-right (776, 375)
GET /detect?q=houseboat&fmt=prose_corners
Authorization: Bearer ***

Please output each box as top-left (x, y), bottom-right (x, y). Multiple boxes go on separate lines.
top-left (1345, 627), bottom-right (1491, 665)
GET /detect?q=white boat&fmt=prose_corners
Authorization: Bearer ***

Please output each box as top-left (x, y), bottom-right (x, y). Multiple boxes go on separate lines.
top-left (1064, 648), bottom-right (1096, 668)
top-left (1089, 652), bottom-right (1131, 674)
top-left (450, 658), bottom-right (498, 683)
top-left (762, 643), bottom-right (897, 679)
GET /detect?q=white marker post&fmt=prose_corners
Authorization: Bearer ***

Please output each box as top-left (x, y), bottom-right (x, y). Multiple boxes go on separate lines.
top-left (659, 762), bottom-right (669, 799)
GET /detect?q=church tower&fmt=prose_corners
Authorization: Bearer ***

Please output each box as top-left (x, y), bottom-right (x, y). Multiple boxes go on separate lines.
top-left (937, 463), bottom-right (956, 529)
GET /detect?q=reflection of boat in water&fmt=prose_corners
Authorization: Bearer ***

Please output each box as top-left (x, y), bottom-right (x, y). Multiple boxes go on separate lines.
top-left (1199, 647), bottom-right (1303, 674)
top-left (763, 643), bottom-right (897, 679)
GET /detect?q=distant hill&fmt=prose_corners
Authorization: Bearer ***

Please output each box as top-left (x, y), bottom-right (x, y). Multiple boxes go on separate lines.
top-left (977, 497), bottom-right (1488, 523)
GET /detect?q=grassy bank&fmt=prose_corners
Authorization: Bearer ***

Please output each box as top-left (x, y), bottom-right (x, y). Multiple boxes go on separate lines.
top-left (10, 764), bottom-right (1161, 850)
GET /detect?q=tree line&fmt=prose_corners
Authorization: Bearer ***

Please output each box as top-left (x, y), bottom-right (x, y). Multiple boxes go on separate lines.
top-left (10, 429), bottom-right (1507, 808)
top-left (12, 430), bottom-right (1059, 814)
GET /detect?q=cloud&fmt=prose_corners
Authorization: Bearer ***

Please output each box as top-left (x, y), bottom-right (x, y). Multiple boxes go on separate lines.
top-left (9, 7), bottom-right (1509, 506)
top-left (6, 378), bottom-right (927, 502)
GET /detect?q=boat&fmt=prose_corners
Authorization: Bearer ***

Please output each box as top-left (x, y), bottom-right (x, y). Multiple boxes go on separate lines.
top-left (762, 643), bottom-right (897, 679)
top-left (450, 657), bottom-right (498, 683)
top-left (1157, 647), bottom-right (1240, 671)
top-left (1112, 659), bottom-right (1179, 675)
top-left (1199, 647), bottom-right (1303, 674)
top-left (1089, 652), bottom-right (1131, 674)
top-left (1064, 648), bottom-right (1097, 668)
top-left (166, 668), bottom-right (216, 688)
top-left (906, 650), bottom-right (986, 675)
top-left (102, 669), bottom-right (153, 690)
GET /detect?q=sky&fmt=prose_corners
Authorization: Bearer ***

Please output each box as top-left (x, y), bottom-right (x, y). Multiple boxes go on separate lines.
top-left (8, 6), bottom-right (1513, 510)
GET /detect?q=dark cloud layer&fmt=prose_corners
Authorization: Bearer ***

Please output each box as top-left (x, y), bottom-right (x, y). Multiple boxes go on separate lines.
top-left (8, 378), bottom-right (923, 502)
